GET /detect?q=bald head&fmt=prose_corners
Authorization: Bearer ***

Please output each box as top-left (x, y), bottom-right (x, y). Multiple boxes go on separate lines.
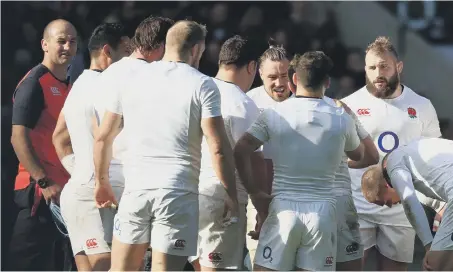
top-left (43, 19), bottom-right (77, 40)
top-left (361, 165), bottom-right (387, 203)
top-left (165, 20), bottom-right (207, 59)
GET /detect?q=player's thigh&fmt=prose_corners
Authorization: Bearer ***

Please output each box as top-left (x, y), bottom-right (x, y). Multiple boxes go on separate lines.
top-left (296, 201), bottom-right (337, 271)
top-left (358, 218), bottom-right (377, 252)
top-left (198, 196), bottom-right (247, 270)
top-left (336, 195), bottom-right (363, 264)
top-left (150, 189), bottom-right (198, 257)
top-left (429, 200), bottom-right (453, 270)
top-left (376, 224), bottom-right (415, 263)
top-left (254, 198), bottom-right (302, 271)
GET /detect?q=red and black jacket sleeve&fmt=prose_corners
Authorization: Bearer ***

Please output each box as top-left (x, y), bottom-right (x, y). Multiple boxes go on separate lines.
top-left (12, 77), bottom-right (45, 129)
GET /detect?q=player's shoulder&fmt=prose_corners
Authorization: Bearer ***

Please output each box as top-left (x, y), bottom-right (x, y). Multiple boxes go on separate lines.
top-left (341, 86), bottom-right (369, 104)
top-left (246, 85), bottom-right (264, 99)
top-left (401, 85), bottom-right (434, 106)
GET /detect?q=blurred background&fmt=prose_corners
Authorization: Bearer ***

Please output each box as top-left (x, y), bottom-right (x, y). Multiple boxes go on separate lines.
top-left (1, 1), bottom-right (453, 270)
top-left (2, 2), bottom-right (453, 138)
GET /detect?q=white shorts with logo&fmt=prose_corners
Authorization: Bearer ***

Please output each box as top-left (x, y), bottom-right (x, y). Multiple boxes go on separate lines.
top-left (254, 198), bottom-right (337, 271)
top-left (189, 195), bottom-right (246, 269)
top-left (432, 201), bottom-right (453, 251)
top-left (336, 195), bottom-right (363, 262)
top-left (359, 219), bottom-right (415, 263)
top-left (60, 182), bottom-right (124, 256)
top-left (113, 188), bottom-right (198, 256)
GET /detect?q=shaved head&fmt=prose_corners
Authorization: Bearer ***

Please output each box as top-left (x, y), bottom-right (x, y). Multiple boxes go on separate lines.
top-left (43, 19), bottom-right (77, 40)
top-left (165, 20), bottom-right (207, 59)
top-left (361, 165), bottom-right (387, 203)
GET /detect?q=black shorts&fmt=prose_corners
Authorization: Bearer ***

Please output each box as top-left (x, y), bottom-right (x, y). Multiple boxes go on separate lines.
top-left (7, 182), bottom-right (75, 271)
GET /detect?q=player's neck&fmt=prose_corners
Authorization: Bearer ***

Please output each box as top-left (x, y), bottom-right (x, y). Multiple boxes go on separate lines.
top-left (130, 50), bottom-right (159, 63)
top-left (89, 57), bottom-right (107, 72)
top-left (162, 52), bottom-right (189, 65)
top-left (385, 84), bottom-right (403, 99)
top-left (215, 70), bottom-right (247, 92)
top-left (295, 86), bottom-right (323, 99)
top-left (41, 58), bottom-right (69, 82)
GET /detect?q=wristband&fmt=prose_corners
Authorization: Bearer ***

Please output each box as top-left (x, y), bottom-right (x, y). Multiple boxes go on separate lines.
top-left (61, 154), bottom-right (75, 175)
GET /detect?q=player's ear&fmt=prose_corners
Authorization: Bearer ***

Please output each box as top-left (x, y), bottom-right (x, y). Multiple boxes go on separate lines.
top-left (41, 39), bottom-right (48, 53)
top-left (292, 72), bottom-right (298, 88)
top-left (396, 61), bottom-right (403, 74)
top-left (324, 76), bottom-right (331, 89)
top-left (247, 61), bottom-right (257, 75)
top-left (102, 44), bottom-right (112, 59)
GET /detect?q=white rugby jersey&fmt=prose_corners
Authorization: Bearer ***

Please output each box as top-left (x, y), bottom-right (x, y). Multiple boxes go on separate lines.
top-left (63, 70), bottom-right (101, 187)
top-left (386, 138), bottom-right (453, 245)
top-left (95, 57), bottom-right (149, 169)
top-left (247, 85), bottom-right (290, 159)
top-left (247, 97), bottom-right (360, 203)
top-left (323, 96), bottom-right (370, 196)
top-left (342, 85), bottom-right (441, 226)
top-left (102, 61), bottom-right (222, 192)
top-left (199, 78), bottom-right (261, 204)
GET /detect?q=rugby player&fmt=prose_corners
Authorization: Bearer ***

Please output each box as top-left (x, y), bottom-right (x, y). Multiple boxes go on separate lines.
top-left (288, 55), bottom-right (380, 271)
top-left (234, 51), bottom-right (365, 271)
top-left (245, 43), bottom-right (291, 264)
top-left (362, 138), bottom-right (453, 271)
top-left (53, 23), bottom-right (130, 271)
top-left (342, 36), bottom-right (442, 270)
top-left (190, 35), bottom-right (267, 271)
top-left (93, 20), bottom-right (239, 271)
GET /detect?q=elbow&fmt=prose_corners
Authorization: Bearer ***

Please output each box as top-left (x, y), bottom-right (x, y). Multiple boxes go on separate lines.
top-left (370, 150), bottom-right (380, 165)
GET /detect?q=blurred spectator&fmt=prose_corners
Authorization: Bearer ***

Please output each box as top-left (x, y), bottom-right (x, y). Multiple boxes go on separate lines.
top-left (344, 48), bottom-right (366, 89)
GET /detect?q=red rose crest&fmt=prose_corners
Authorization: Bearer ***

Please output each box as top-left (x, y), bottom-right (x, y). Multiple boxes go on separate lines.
top-left (407, 107), bottom-right (417, 119)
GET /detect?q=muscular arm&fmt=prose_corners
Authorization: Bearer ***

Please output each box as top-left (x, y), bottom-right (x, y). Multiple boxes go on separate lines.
top-left (93, 111), bottom-right (122, 185)
top-left (201, 116), bottom-right (238, 203)
top-left (11, 125), bottom-right (46, 180)
top-left (251, 152), bottom-right (269, 194)
top-left (390, 168), bottom-right (434, 246)
top-left (52, 112), bottom-right (74, 174)
top-left (234, 133), bottom-right (264, 195)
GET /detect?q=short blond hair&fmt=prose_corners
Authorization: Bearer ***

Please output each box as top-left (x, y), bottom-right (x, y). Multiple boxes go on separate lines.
top-left (365, 36), bottom-right (399, 60)
top-left (165, 20), bottom-right (207, 59)
top-left (361, 166), bottom-right (387, 203)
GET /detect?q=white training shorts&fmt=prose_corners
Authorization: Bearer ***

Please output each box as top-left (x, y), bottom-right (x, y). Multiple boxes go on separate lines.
top-left (359, 219), bottom-right (415, 263)
top-left (60, 182), bottom-right (124, 256)
top-left (189, 195), bottom-right (247, 269)
top-left (254, 198), bottom-right (337, 271)
top-left (336, 195), bottom-right (363, 262)
top-left (113, 188), bottom-right (198, 257)
top-left (432, 200), bottom-right (453, 251)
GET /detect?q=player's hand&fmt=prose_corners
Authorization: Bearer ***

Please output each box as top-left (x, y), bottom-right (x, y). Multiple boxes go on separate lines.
top-left (222, 197), bottom-right (240, 227)
top-left (250, 191), bottom-right (273, 215)
top-left (422, 250), bottom-right (433, 271)
top-left (432, 206), bottom-right (445, 232)
top-left (94, 181), bottom-right (117, 209)
top-left (41, 180), bottom-right (62, 205)
top-left (248, 211), bottom-right (267, 240)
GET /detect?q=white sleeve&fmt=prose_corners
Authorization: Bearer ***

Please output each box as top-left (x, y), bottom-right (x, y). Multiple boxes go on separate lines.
top-left (98, 76), bottom-right (123, 115)
top-left (199, 78), bottom-right (222, 119)
top-left (344, 114), bottom-right (361, 152)
top-left (349, 111), bottom-right (369, 140)
top-left (421, 102), bottom-right (441, 138)
top-left (231, 102), bottom-right (262, 152)
top-left (389, 168), bottom-right (434, 246)
top-left (247, 109), bottom-right (271, 143)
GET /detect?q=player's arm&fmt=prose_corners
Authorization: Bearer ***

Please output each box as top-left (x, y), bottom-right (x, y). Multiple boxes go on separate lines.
top-left (200, 80), bottom-right (238, 206)
top-left (415, 191), bottom-right (447, 214)
top-left (52, 111), bottom-right (74, 175)
top-left (347, 116), bottom-right (379, 169)
top-left (390, 168), bottom-right (433, 249)
top-left (421, 101), bottom-right (442, 138)
top-left (11, 78), bottom-right (47, 181)
top-left (343, 113), bottom-right (365, 161)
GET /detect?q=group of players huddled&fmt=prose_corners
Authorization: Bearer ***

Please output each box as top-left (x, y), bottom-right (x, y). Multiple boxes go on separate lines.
top-left (8, 14), bottom-right (453, 272)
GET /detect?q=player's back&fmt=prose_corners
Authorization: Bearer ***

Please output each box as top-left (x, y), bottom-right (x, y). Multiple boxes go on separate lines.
top-left (389, 138), bottom-right (453, 201)
top-left (265, 97), bottom-right (356, 203)
top-left (95, 57), bottom-right (149, 167)
top-left (63, 70), bottom-right (101, 184)
top-left (199, 78), bottom-right (260, 204)
top-left (119, 61), bottom-right (219, 193)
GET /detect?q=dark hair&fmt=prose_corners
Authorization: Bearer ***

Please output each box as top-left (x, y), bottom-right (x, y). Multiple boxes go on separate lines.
top-left (366, 36), bottom-right (399, 60)
top-left (88, 23), bottom-right (127, 54)
top-left (218, 35), bottom-right (261, 68)
top-left (288, 54), bottom-right (301, 88)
top-left (258, 38), bottom-right (290, 68)
top-left (293, 51), bottom-right (333, 90)
top-left (131, 16), bottom-right (175, 54)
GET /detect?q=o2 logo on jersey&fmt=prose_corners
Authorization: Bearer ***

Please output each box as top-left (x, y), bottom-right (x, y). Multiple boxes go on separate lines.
top-left (377, 131), bottom-right (399, 153)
